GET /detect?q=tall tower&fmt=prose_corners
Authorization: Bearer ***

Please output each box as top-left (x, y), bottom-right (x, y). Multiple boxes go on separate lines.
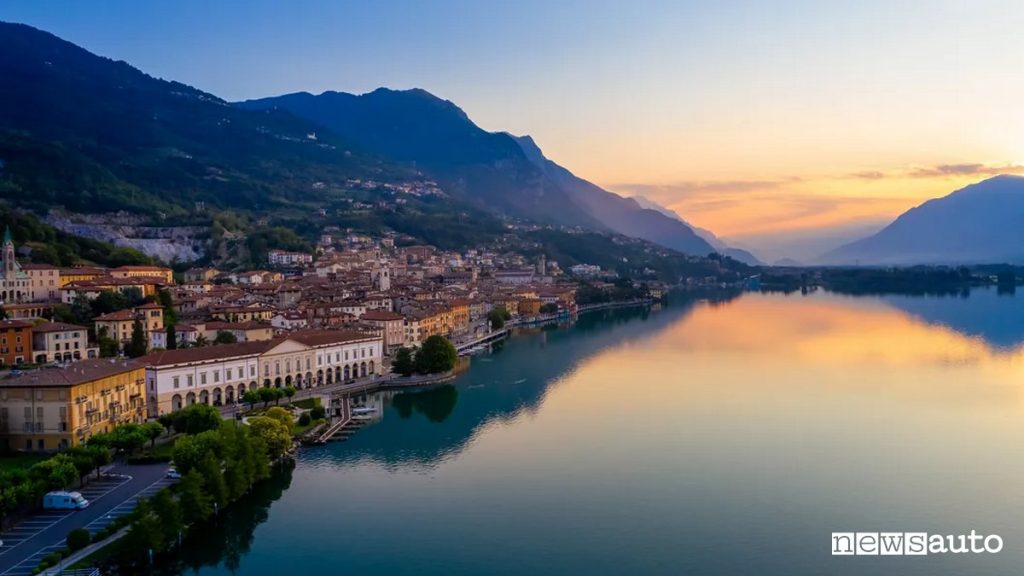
top-left (2, 227), bottom-right (15, 276)
top-left (536, 254), bottom-right (546, 276)
top-left (372, 261), bottom-right (391, 291)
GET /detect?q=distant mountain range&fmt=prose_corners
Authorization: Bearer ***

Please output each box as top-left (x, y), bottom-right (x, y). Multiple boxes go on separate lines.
top-left (824, 175), bottom-right (1024, 265)
top-left (239, 90), bottom-right (718, 257)
top-left (629, 196), bottom-right (761, 264)
top-left (0, 20), bottom-right (740, 262)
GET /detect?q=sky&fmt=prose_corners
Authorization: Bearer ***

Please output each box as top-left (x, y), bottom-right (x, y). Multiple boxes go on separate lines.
top-left (4, 0), bottom-right (1024, 253)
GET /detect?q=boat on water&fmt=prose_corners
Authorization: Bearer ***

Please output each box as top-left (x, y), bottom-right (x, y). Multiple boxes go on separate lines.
top-left (351, 406), bottom-right (376, 415)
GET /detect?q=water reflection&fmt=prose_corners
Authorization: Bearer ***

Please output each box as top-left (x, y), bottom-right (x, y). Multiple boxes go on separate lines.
top-left (881, 287), bottom-right (1024, 349)
top-left (162, 288), bottom-right (1024, 576)
top-left (303, 295), bottom-right (724, 471)
top-left (152, 461), bottom-right (295, 575)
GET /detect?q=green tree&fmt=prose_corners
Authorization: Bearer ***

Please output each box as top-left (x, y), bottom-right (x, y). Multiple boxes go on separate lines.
top-left (247, 417), bottom-right (292, 459)
top-left (141, 421), bottom-right (165, 449)
top-left (242, 390), bottom-right (260, 410)
top-left (487, 308), bottom-right (506, 330)
top-left (96, 325), bottom-right (119, 358)
top-left (171, 403), bottom-right (222, 435)
top-left (67, 527), bottom-right (91, 552)
top-left (92, 290), bottom-right (130, 316)
top-left (123, 500), bottom-right (165, 556)
top-left (258, 387), bottom-right (276, 408)
top-left (125, 317), bottom-right (148, 357)
top-left (65, 447), bottom-right (97, 487)
top-left (150, 488), bottom-right (183, 545)
top-left (272, 387), bottom-right (285, 405)
top-left (264, 407), bottom-right (293, 429)
top-left (310, 405), bottom-right (326, 421)
top-left (178, 470), bottom-right (213, 524)
top-left (213, 330), bottom-right (237, 345)
top-left (392, 347), bottom-right (415, 376)
top-left (193, 334), bottom-right (208, 348)
top-left (283, 385), bottom-right (296, 404)
top-left (166, 323), bottom-right (177, 350)
top-left (110, 424), bottom-right (147, 455)
top-left (199, 455), bottom-right (228, 508)
top-left (157, 412), bottom-right (176, 434)
top-left (414, 335), bottom-right (457, 374)
top-left (172, 430), bottom-right (224, 474)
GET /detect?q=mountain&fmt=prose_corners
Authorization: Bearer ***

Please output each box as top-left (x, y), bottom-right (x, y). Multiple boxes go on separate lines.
top-left (0, 21), bottom-right (726, 268)
top-left (510, 135), bottom-right (715, 256)
top-left (237, 89), bottom-right (599, 229)
top-left (0, 21), bottom-right (404, 216)
top-left (824, 175), bottom-right (1024, 265)
top-left (239, 90), bottom-right (717, 256)
top-left (629, 195), bottom-right (761, 264)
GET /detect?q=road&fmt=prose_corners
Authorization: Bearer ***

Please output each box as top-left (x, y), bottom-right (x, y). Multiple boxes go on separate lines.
top-left (0, 462), bottom-right (174, 576)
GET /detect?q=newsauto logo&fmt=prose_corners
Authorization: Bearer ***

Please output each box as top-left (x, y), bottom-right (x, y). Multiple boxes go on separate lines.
top-left (832, 532), bottom-right (1003, 556)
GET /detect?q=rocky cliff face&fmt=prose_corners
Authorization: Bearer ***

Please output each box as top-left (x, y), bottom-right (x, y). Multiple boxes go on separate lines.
top-left (45, 211), bottom-right (206, 262)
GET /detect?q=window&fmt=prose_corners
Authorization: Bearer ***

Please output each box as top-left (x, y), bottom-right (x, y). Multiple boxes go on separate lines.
top-left (213, 371), bottom-right (219, 383)
top-left (200, 372), bottom-right (207, 385)
top-left (173, 376), bottom-right (180, 389)
top-left (187, 374), bottom-right (194, 387)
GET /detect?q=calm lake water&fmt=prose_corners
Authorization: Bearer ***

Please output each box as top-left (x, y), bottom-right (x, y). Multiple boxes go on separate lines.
top-left (162, 288), bottom-right (1024, 575)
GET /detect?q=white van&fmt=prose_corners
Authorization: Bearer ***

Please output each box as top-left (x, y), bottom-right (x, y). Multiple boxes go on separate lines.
top-left (42, 491), bottom-right (89, 510)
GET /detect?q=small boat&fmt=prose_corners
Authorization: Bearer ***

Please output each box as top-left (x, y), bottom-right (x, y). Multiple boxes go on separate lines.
top-left (514, 378), bottom-right (526, 384)
top-left (351, 407), bottom-right (376, 415)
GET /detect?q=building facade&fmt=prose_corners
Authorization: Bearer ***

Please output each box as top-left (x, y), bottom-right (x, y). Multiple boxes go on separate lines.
top-left (0, 359), bottom-right (147, 451)
top-left (144, 330), bottom-right (384, 415)
top-left (30, 322), bottom-right (97, 364)
top-left (0, 319), bottom-right (32, 367)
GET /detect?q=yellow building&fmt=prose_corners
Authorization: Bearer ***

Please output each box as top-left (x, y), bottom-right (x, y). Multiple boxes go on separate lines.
top-left (0, 359), bottom-right (147, 451)
top-left (94, 302), bottom-right (164, 349)
top-left (58, 267), bottom-right (108, 287)
top-left (110, 265), bottom-right (174, 284)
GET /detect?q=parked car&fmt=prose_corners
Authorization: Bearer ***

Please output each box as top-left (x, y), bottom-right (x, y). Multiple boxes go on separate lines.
top-left (43, 491), bottom-right (89, 510)
top-left (166, 468), bottom-right (182, 480)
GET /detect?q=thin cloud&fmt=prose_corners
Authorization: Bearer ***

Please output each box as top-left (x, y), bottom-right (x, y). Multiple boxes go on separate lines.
top-left (907, 163), bottom-right (1024, 178)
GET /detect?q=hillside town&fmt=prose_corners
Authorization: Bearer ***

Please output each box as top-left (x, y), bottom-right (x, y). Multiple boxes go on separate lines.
top-left (0, 226), bottom-right (664, 453)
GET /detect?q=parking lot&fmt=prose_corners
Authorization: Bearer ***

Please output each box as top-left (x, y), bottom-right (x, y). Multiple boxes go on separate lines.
top-left (0, 464), bottom-right (173, 576)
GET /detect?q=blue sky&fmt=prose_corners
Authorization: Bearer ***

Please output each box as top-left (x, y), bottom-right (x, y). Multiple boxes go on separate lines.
top-left (3, 0), bottom-right (1023, 241)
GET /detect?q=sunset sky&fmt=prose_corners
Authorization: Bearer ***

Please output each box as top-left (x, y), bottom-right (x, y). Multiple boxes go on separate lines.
top-left (5, 0), bottom-right (1023, 246)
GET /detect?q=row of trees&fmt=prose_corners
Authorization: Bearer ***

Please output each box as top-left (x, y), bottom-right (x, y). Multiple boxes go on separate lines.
top-left (110, 414), bottom-right (281, 570)
top-left (0, 420), bottom-right (165, 524)
top-left (241, 385), bottom-right (296, 409)
top-left (392, 335), bottom-right (458, 376)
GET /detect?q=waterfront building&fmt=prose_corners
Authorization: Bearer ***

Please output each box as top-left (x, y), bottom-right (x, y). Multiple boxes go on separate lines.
top-left (143, 330), bottom-right (383, 415)
top-left (0, 358), bottom-right (147, 451)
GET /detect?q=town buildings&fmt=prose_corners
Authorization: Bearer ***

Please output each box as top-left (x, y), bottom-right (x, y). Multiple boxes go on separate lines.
top-left (0, 359), bottom-right (147, 451)
top-left (143, 330), bottom-right (383, 415)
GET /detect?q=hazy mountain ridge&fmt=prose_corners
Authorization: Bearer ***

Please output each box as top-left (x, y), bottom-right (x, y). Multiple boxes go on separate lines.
top-left (629, 195), bottom-right (762, 264)
top-left (239, 90), bottom-right (721, 257)
top-left (824, 175), bottom-right (1024, 265)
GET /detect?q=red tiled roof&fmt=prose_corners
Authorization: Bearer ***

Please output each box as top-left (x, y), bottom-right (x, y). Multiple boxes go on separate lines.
top-left (0, 359), bottom-right (144, 388)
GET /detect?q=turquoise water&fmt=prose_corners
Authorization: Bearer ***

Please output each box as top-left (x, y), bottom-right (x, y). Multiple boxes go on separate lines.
top-left (160, 289), bottom-right (1024, 575)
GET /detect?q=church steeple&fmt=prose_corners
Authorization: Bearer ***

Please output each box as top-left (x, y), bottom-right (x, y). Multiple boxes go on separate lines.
top-left (2, 226), bottom-right (16, 276)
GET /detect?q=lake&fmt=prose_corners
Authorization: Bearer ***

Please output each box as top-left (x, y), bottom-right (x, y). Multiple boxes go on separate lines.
top-left (161, 288), bottom-right (1024, 575)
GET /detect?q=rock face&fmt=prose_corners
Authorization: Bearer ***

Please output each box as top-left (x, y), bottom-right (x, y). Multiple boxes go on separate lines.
top-left (45, 211), bottom-right (206, 262)
top-left (824, 175), bottom-right (1024, 265)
